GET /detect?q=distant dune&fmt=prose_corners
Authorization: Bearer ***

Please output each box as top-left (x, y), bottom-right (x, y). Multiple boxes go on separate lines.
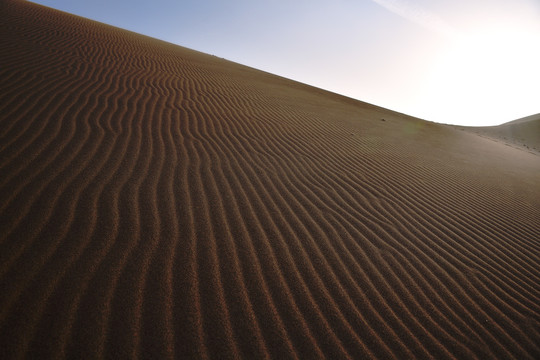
top-left (455, 113), bottom-right (540, 154)
top-left (1, 1), bottom-right (539, 359)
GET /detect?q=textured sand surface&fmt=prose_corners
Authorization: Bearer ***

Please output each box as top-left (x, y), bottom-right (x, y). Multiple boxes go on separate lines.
top-left (1, 1), bottom-right (539, 359)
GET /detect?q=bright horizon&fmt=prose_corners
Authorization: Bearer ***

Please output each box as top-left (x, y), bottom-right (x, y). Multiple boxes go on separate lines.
top-left (30, 0), bottom-right (540, 126)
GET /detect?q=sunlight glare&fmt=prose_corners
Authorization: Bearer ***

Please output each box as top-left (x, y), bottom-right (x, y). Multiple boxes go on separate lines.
top-left (421, 24), bottom-right (540, 126)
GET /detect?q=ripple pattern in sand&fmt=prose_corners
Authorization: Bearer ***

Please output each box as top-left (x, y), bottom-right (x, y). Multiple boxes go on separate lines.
top-left (1, 1), bottom-right (540, 359)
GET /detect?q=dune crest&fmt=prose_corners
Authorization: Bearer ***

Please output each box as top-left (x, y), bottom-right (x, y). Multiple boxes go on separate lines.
top-left (455, 113), bottom-right (540, 154)
top-left (1, 1), bottom-right (539, 359)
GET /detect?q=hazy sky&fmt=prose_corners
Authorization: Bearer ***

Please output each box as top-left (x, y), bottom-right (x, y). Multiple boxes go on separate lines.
top-left (30, 0), bottom-right (540, 126)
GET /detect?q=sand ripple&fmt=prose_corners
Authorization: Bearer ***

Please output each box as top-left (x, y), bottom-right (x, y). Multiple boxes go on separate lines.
top-left (1, 1), bottom-right (539, 359)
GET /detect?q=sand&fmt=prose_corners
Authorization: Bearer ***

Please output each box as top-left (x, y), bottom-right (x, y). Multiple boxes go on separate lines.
top-left (1, 1), bottom-right (539, 359)
top-left (455, 113), bottom-right (540, 155)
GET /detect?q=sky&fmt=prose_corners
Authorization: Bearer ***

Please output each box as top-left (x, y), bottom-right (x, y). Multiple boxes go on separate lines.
top-left (30, 0), bottom-right (540, 126)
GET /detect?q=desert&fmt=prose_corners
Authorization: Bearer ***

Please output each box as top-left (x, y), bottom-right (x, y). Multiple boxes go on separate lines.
top-left (1, 1), bottom-right (539, 359)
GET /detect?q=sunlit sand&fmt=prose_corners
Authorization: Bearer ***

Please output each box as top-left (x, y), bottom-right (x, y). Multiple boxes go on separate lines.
top-left (1, 1), bottom-right (539, 359)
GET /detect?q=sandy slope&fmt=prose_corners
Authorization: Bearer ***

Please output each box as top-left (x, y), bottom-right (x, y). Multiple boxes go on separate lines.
top-left (455, 113), bottom-right (540, 155)
top-left (1, 1), bottom-right (539, 359)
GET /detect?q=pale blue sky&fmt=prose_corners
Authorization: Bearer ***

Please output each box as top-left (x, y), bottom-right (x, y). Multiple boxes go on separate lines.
top-left (30, 0), bottom-right (540, 126)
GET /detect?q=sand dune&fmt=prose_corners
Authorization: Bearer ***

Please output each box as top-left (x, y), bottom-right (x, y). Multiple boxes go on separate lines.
top-left (455, 114), bottom-right (540, 155)
top-left (1, 1), bottom-right (539, 359)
